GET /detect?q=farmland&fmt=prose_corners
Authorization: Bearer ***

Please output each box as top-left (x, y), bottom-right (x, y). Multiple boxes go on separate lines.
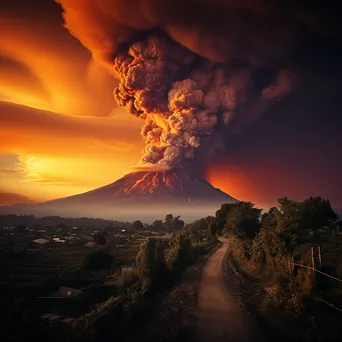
top-left (0, 220), bottom-right (159, 340)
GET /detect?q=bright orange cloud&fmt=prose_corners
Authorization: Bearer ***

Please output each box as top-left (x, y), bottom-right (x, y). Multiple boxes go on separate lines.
top-left (0, 102), bottom-right (142, 156)
top-left (0, 9), bottom-right (116, 117)
top-left (0, 5), bottom-right (150, 203)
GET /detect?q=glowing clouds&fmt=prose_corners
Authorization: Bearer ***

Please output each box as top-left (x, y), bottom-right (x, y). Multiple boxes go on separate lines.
top-left (111, 34), bottom-right (266, 168)
top-left (56, 1), bottom-right (310, 169)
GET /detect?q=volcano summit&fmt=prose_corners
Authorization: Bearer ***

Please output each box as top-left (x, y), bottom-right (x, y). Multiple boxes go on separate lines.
top-left (0, 170), bottom-right (236, 222)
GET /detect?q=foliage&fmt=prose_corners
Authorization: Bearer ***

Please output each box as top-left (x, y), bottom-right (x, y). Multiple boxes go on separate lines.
top-left (224, 202), bottom-right (261, 238)
top-left (83, 251), bottom-right (113, 272)
top-left (166, 231), bottom-right (192, 269)
top-left (152, 220), bottom-right (164, 231)
top-left (262, 284), bottom-right (284, 311)
top-left (216, 203), bottom-right (236, 231)
top-left (227, 234), bottom-right (251, 262)
top-left (133, 220), bottom-right (144, 230)
top-left (164, 214), bottom-right (185, 231)
top-left (295, 268), bottom-right (316, 297)
top-left (165, 214), bottom-right (174, 227)
top-left (300, 197), bottom-right (337, 234)
top-left (209, 222), bottom-right (218, 238)
top-left (114, 270), bottom-right (139, 292)
top-left (185, 216), bottom-right (214, 234)
top-left (276, 196), bottom-right (337, 235)
top-left (136, 238), bottom-right (166, 291)
top-left (216, 202), bottom-right (261, 238)
top-left (276, 197), bottom-right (302, 233)
top-left (260, 207), bottom-right (279, 231)
top-left (251, 228), bottom-right (290, 274)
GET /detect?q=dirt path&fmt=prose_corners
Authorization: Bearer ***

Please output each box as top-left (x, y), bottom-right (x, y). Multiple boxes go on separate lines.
top-left (196, 239), bottom-right (261, 342)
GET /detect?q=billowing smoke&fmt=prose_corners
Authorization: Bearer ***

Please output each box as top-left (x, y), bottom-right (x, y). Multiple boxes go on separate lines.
top-left (56, 0), bottom-right (340, 169)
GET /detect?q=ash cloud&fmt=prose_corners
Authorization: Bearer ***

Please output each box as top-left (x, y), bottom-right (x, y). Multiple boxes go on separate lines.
top-left (57, 0), bottom-right (341, 169)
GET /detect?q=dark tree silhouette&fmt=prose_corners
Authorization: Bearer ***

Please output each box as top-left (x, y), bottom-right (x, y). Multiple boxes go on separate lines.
top-left (133, 220), bottom-right (144, 230)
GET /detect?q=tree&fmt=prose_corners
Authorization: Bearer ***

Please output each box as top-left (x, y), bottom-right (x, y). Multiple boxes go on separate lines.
top-left (276, 196), bottom-right (337, 236)
top-left (165, 214), bottom-right (174, 227)
top-left (167, 232), bottom-right (192, 269)
top-left (172, 216), bottom-right (185, 230)
top-left (136, 238), bottom-right (165, 290)
top-left (83, 251), bottom-right (113, 271)
top-left (133, 220), bottom-right (144, 231)
top-left (225, 202), bottom-right (261, 238)
top-left (209, 222), bottom-right (218, 239)
top-left (152, 220), bottom-right (164, 231)
top-left (276, 197), bottom-right (302, 233)
top-left (164, 214), bottom-right (185, 231)
top-left (261, 207), bottom-right (279, 231)
top-left (185, 217), bottom-right (211, 234)
top-left (215, 203), bottom-right (236, 232)
top-left (94, 233), bottom-right (107, 246)
top-left (300, 197), bottom-right (337, 234)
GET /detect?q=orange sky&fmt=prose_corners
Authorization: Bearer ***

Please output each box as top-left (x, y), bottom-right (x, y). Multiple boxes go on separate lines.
top-left (0, 3), bottom-right (276, 207)
top-left (1, 1), bottom-right (341, 212)
top-left (0, 8), bottom-right (144, 203)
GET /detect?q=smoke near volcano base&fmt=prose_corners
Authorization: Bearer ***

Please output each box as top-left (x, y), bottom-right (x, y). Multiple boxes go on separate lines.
top-left (56, 0), bottom-right (340, 168)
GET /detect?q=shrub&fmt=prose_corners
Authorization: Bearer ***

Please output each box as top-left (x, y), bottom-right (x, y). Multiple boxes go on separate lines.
top-left (166, 232), bottom-right (192, 270)
top-left (286, 294), bottom-right (303, 314)
top-left (262, 284), bottom-right (284, 311)
top-left (296, 268), bottom-right (315, 297)
top-left (136, 238), bottom-right (166, 291)
top-left (115, 270), bottom-right (138, 291)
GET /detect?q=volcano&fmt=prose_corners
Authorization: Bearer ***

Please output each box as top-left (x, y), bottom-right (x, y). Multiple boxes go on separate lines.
top-left (0, 169), bottom-right (237, 222)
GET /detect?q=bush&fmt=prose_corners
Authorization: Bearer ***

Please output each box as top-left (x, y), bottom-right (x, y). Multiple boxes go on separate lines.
top-left (285, 294), bottom-right (303, 314)
top-left (296, 268), bottom-right (315, 297)
top-left (136, 238), bottom-right (166, 292)
top-left (262, 284), bottom-right (284, 311)
top-left (226, 234), bottom-right (251, 262)
top-left (115, 270), bottom-right (138, 291)
top-left (166, 232), bottom-right (192, 270)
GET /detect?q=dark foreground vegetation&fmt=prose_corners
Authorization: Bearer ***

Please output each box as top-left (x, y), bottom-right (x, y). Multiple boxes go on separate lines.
top-left (1, 196), bottom-right (341, 341)
top-left (216, 197), bottom-right (342, 341)
top-left (0, 213), bottom-right (217, 341)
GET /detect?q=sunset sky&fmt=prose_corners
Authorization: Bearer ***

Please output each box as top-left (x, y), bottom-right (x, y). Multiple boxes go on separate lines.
top-left (1, 0), bottom-right (341, 211)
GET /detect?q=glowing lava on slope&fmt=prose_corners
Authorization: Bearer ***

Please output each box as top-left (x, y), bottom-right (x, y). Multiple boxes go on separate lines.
top-left (88, 168), bottom-right (237, 206)
top-left (0, 169), bottom-right (237, 221)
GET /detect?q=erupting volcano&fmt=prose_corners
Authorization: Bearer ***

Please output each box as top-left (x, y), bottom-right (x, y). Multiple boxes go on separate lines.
top-left (80, 169), bottom-right (235, 204)
top-left (0, 169), bottom-right (236, 222)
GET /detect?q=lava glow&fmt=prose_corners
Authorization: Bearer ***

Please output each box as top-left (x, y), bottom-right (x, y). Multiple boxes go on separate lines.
top-left (114, 171), bottom-right (189, 198)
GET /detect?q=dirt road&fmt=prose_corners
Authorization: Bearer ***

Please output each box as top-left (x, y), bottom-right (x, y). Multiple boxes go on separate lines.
top-left (196, 239), bottom-right (260, 342)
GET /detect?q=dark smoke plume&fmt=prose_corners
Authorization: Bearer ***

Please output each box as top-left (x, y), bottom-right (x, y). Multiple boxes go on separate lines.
top-left (56, 0), bottom-right (341, 169)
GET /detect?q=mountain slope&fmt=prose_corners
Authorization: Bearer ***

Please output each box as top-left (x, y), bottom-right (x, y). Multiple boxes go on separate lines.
top-left (0, 169), bottom-right (237, 221)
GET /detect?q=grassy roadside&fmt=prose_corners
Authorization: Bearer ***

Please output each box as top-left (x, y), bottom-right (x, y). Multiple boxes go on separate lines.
top-left (116, 239), bottom-right (221, 342)
top-left (143, 239), bottom-right (222, 341)
top-left (224, 244), bottom-right (310, 342)
top-left (224, 232), bottom-right (342, 342)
